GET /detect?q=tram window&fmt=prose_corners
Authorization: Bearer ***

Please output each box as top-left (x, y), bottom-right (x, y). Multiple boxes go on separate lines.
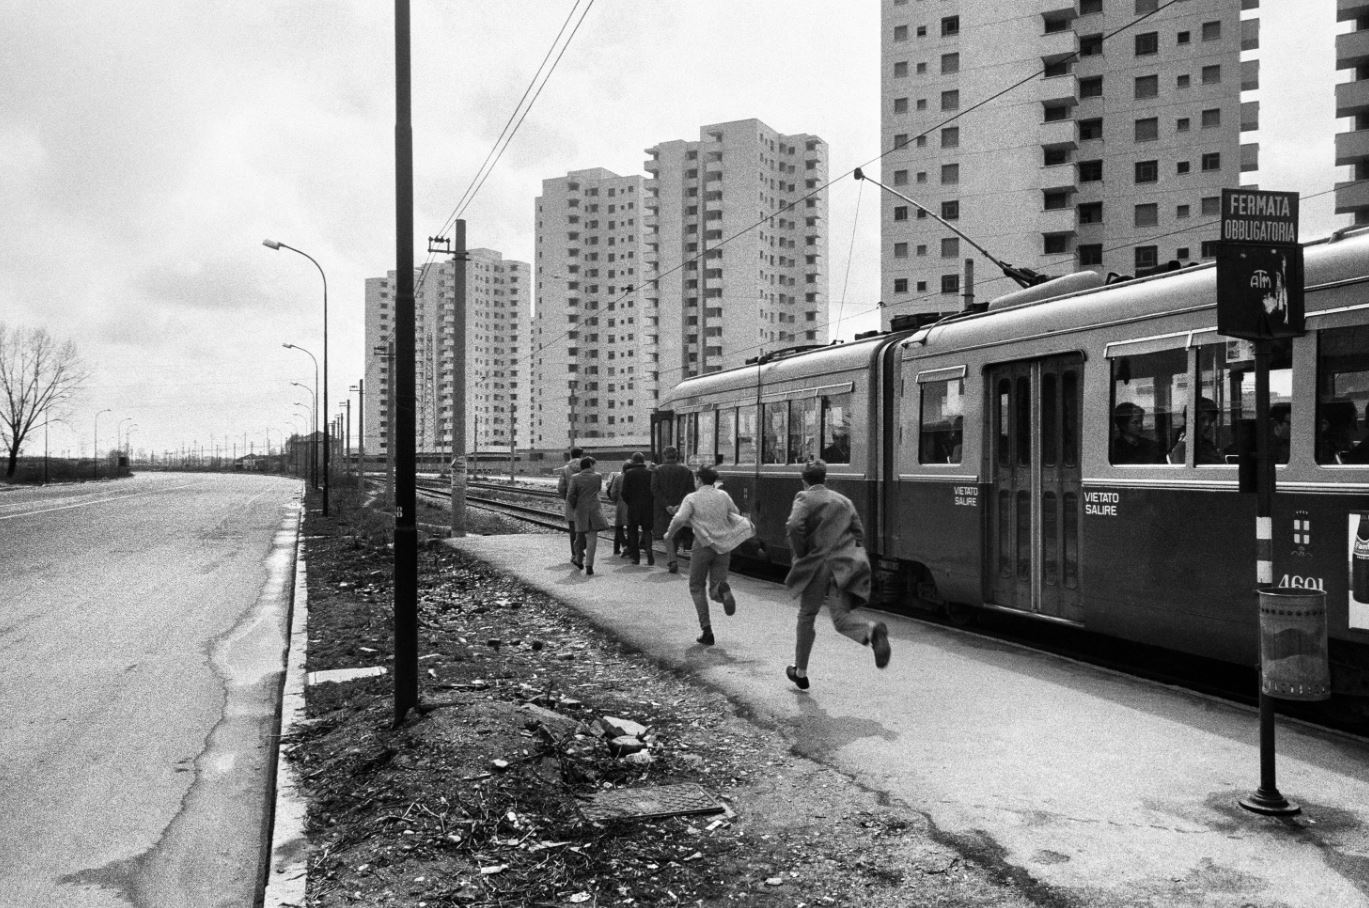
top-left (716, 408), bottom-right (736, 466)
top-left (920, 377), bottom-right (965, 464)
top-left (820, 393), bottom-right (852, 463)
top-left (677, 412), bottom-right (697, 466)
top-left (791, 398), bottom-right (819, 463)
top-left (1062, 369), bottom-right (1080, 467)
top-left (1015, 376), bottom-right (1031, 466)
top-left (1174, 339), bottom-right (1291, 466)
top-left (737, 405), bottom-right (758, 463)
top-left (697, 410), bottom-right (717, 468)
top-left (1317, 325), bottom-right (1369, 464)
top-left (1111, 348), bottom-right (1185, 465)
top-left (762, 402), bottom-right (787, 463)
top-left (996, 378), bottom-right (1011, 467)
top-left (1042, 373), bottom-right (1058, 466)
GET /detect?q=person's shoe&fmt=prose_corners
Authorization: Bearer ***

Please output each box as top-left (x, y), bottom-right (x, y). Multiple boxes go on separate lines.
top-left (585, 566), bottom-right (594, 576)
top-left (647, 555), bottom-right (656, 566)
top-left (667, 561), bottom-right (678, 574)
top-left (786, 666), bottom-right (810, 690)
top-left (870, 622), bottom-right (891, 669)
top-left (696, 628), bottom-right (715, 646)
top-left (719, 582), bottom-right (736, 616)
top-left (572, 560), bottom-right (583, 571)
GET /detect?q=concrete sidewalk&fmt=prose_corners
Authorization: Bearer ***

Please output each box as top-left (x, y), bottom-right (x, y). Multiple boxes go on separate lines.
top-left (448, 533), bottom-right (1369, 907)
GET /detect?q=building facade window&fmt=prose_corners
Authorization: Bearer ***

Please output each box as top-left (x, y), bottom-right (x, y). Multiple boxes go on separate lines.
top-left (941, 52), bottom-right (959, 74)
top-left (1135, 160), bottom-right (1158, 183)
top-left (1079, 244), bottom-right (1103, 266)
top-left (1135, 32), bottom-right (1159, 56)
top-left (941, 16), bottom-right (959, 36)
top-left (941, 126), bottom-right (960, 148)
top-left (1135, 203), bottom-right (1158, 227)
top-left (1202, 65), bottom-right (1221, 84)
top-left (1201, 152), bottom-right (1221, 171)
top-left (1135, 117), bottom-right (1159, 141)
top-left (941, 90), bottom-right (960, 110)
top-left (1134, 74), bottom-right (1158, 99)
top-left (1078, 159), bottom-right (1103, 181)
top-left (1201, 108), bottom-right (1221, 128)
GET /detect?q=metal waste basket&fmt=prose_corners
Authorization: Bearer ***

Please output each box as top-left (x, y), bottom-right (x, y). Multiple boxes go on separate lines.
top-left (1257, 587), bottom-right (1330, 701)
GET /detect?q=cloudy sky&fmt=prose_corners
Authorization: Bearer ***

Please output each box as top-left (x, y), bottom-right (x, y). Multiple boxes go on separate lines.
top-left (0, 1), bottom-right (1348, 459)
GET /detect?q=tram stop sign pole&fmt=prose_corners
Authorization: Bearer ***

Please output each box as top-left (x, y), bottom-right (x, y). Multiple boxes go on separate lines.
top-left (1215, 188), bottom-right (1307, 816)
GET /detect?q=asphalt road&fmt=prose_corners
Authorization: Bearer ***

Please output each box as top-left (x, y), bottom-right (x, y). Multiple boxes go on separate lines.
top-left (0, 473), bottom-right (301, 908)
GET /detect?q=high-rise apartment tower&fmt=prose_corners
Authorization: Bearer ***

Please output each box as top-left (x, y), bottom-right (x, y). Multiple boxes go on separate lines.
top-left (881, 0), bottom-right (1258, 323)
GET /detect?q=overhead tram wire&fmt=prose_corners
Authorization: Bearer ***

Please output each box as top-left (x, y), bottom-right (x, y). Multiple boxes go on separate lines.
top-left (416, 0), bottom-right (595, 290)
top-left (518, 0), bottom-right (1191, 390)
top-left (834, 176), bottom-right (865, 340)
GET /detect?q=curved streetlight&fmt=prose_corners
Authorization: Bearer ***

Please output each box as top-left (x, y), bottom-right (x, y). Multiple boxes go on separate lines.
top-left (267, 240), bottom-right (329, 515)
top-left (93, 408), bottom-right (112, 480)
top-left (291, 380), bottom-right (318, 486)
top-left (283, 343), bottom-right (319, 493)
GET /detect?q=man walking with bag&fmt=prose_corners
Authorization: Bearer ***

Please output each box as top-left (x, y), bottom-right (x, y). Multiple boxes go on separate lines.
top-left (663, 464), bottom-right (754, 646)
top-left (783, 459), bottom-right (890, 689)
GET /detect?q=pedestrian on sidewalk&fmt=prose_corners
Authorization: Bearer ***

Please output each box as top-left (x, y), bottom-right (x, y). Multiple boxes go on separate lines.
top-left (783, 459), bottom-right (890, 689)
top-left (566, 456), bottom-right (608, 575)
top-left (620, 452), bottom-right (655, 565)
top-left (556, 446), bottom-right (584, 564)
top-left (607, 459), bottom-right (630, 556)
top-left (652, 446), bottom-right (695, 573)
top-left (663, 464), bottom-right (755, 646)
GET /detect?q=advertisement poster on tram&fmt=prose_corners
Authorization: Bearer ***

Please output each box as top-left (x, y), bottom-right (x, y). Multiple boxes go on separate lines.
top-left (1353, 512), bottom-right (1369, 631)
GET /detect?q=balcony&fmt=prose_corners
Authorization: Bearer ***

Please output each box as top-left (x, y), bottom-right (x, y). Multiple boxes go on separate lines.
top-left (1034, 74), bottom-right (1077, 106)
top-left (1038, 118), bottom-right (1076, 147)
top-left (1336, 128), bottom-right (1369, 166)
top-left (1038, 0), bottom-right (1076, 19)
top-left (1037, 207), bottom-right (1076, 235)
top-left (1338, 79), bottom-right (1369, 118)
top-left (1336, 178), bottom-right (1369, 214)
top-left (1338, 27), bottom-right (1369, 70)
top-left (1038, 27), bottom-right (1076, 63)
top-left (1339, 0), bottom-right (1369, 23)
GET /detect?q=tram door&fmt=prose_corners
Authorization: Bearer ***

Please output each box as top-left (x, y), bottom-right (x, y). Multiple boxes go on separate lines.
top-left (986, 355), bottom-right (1083, 623)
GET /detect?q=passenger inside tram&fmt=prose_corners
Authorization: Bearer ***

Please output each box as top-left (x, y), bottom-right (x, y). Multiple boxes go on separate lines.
top-left (1168, 398), bottom-right (1224, 465)
top-left (1110, 402), bottom-right (1161, 464)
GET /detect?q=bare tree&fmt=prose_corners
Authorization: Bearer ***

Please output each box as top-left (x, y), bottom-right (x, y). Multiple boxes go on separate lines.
top-left (0, 324), bottom-right (89, 478)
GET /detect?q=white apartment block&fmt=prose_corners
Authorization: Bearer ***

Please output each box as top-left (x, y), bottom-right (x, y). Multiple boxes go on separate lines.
top-left (529, 168), bottom-right (651, 455)
top-left (645, 119), bottom-right (830, 383)
top-left (363, 249), bottom-right (530, 465)
top-left (881, 0), bottom-right (1258, 322)
top-left (527, 121), bottom-right (829, 460)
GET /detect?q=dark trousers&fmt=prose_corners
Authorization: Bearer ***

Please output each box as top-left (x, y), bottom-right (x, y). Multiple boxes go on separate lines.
top-left (626, 521), bottom-right (654, 564)
top-left (613, 525), bottom-right (626, 554)
top-left (566, 521), bottom-right (577, 560)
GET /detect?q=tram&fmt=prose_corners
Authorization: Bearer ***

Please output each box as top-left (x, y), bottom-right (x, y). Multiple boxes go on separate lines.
top-left (652, 227), bottom-right (1369, 710)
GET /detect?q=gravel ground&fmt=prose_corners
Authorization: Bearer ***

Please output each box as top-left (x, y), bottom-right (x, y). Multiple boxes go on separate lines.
top-left (284, 488), bottom-right (1047, 907)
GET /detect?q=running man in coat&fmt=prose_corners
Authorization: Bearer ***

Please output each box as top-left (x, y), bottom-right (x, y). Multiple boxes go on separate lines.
top-left (565, 456), bottom-right (609, 575)
top-left (663, 464), bottom-right (754, 646)
top-left (651, 446), bottom-right (695, 573)
top-left (783, 459), bottom-right (890, 689)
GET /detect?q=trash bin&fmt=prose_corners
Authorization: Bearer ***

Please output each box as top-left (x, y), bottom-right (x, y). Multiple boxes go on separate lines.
top-left (1257, 587), bottom-right (1331, 701)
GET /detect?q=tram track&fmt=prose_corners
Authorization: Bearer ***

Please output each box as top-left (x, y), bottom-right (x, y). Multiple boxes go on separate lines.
top-left (413, 477), bottom-right (1369, 740)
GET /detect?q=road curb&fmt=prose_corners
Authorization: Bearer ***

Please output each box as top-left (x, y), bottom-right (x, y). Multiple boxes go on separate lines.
top-left (261, 503), bottom-right (310, 907)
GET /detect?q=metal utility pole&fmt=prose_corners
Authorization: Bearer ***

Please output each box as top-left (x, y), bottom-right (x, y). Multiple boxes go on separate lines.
top-left (393, 0), bottom-right (418, 724)
top-left (429, 221), bottom-right (467, 537)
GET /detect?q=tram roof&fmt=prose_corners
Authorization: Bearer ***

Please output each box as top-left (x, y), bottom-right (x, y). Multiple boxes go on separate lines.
top-left (903, 227), bottom-right (1369, 357)
top-left (659, 330), bottom-right (909, 408)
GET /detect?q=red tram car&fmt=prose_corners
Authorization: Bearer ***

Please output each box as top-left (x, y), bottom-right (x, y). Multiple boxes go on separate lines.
top-left (652, 227), bottom-right (1369, 711)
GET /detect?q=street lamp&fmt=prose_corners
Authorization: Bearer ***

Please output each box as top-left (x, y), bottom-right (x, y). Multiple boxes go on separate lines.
top-left (93, 408), bottom-right (111, 480)
top-left (125, 425), bottom-right (138, 466)
top-left (291, 380), bottom-right (317, 487)
top-left (266, 240), bottom-right (330, 516)
top-left (283, 342), bottom-right (320, 494)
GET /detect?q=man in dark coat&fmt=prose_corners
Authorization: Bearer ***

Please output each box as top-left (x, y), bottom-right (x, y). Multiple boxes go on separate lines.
top-left (620, 451), bottom-right (655, 565)
top-left (555, 447), bottom-right (584, 562)
top-left (651, 446), bottom-right (695, 572)
top-left (782, 460), bottom-right (890, 689)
